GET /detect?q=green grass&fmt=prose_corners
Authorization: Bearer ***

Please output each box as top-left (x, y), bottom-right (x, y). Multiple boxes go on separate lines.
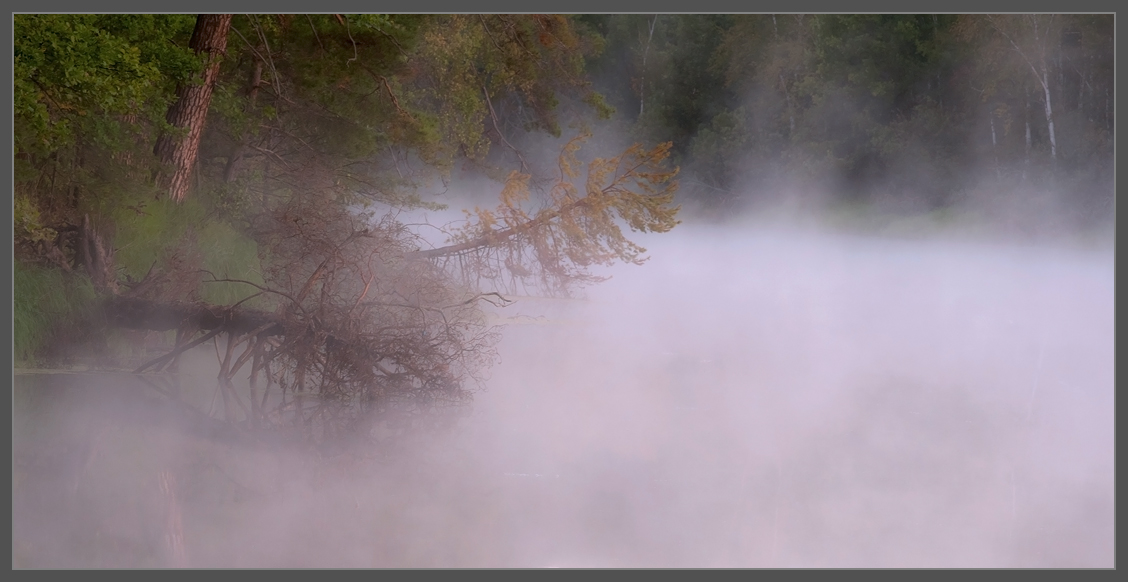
top-left (196, 220), bottom-right (270, 308)
top-left (13, 261), bottom-right (98, 365)
top-left (108, 194), bottom-right (271, 309)
top-left (111, 196), bottom-right (205, 281)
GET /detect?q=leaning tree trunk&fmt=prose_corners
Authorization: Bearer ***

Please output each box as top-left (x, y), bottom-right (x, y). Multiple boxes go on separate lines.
top-left (154, 14), bottom-right (233, 203)
top-left (80, 214), bottom-right (119, 295)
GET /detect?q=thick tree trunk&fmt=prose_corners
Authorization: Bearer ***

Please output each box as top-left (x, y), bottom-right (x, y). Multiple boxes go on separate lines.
top-left (104, 296), bottom-right (283, 336)
top-left (154, 14), bottom-right (233, 203)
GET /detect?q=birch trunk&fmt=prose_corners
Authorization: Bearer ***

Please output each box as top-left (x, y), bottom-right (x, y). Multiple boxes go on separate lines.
top-left (639, 16), bottom-right (658, 117)
top-left (1024, 92), bottom-right (1032, 180)
top-left (1040, 70), bottom-right (1058, 160)
top-left (989, 114), bottom-right (1001, 180)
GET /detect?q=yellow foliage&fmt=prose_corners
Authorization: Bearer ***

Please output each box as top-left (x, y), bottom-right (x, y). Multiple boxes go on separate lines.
top-left (424, 135), bottom-right (680, 296)
top-left (499, 171), bottom-right (531, 210)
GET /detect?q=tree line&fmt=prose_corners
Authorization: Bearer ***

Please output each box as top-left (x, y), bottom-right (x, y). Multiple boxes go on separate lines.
top-left (582, 14), bottom-right (1113, 218)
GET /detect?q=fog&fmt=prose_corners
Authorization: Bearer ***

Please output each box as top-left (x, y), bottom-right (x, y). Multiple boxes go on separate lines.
top-left (13, 212), bottom-right (1113, 568)
top-left (465, 223), bottom-right (1113, 567)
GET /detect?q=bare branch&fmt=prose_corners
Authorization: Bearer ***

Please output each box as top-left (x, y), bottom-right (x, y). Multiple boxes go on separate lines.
top-left (482, 85), bottom-right (529, 173)
top-left (135, 327), bottom-right (225, 374)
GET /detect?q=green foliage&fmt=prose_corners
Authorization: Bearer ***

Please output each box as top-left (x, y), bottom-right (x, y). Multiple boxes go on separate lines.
top-left (584, 15), bottom-right (734, 156)
top-left (408, 15), bottom-right (609, 161)
top-left (14, 14), bottom-right (199, 253)
top-left (14, 195), bottom-right (57, 244)
top-left (14, 14), bottom-right (197, 158)
top-left (110, 197), bottom-right (205, 281)
top-left (16, 13), bottom-right (615, 250)
top-left (641, 16), bottom-right (735, 157)
top-left (688, 108), bottom-right (750, 188)
top-left (199, 15), bottom-right (440, 205)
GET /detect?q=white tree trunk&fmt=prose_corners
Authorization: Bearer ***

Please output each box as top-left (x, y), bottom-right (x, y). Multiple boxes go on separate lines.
top-left (1106, 89), bottom-right (1111, 132)
top-left (639, 15), bottom-right (658, 117)
top-left (1024, 94), bottom-right (1032, 181)
top-left (989, 15), bottom-right (1059, 162)
top-left (1041, 71), bottom-right (1058, 160)
top-left (990, 115), bottom-right (1001, 180)
top-left (780, 72), bottom-right (795, 134)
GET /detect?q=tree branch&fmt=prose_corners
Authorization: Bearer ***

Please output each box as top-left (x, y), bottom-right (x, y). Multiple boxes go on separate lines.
top-left (135, 327), bottom-right (225, 373)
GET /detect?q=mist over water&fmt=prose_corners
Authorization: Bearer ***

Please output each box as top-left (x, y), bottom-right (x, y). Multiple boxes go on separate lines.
top-left (14, 220), bottom-right (1113, 568)
top-left (469, 223), bottom-right (1113, 567)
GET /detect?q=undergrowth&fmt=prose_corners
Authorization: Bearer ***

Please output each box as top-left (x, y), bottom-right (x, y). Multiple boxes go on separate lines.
top-left (196, 220), bottom-right (270, 308)
top-left (14, 261), bottom-right (98, 366)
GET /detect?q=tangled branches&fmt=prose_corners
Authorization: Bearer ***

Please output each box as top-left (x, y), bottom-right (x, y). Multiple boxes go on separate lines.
top-left (231, 198), bottom-right (500, 442)
top-left (411, 134), bottom-right (681, 297)
top-left (117, 137), bottom-right (679, 449)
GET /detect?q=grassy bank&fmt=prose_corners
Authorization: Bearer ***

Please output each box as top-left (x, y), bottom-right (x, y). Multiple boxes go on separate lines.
top-left (13, 262), bottom-right (98, 366)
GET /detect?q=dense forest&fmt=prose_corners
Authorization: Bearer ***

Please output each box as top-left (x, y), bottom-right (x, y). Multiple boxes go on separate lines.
top-left (13, 14), bottom-right (1115, 445)
top-left (584, 14), bottom-right (1113, 216)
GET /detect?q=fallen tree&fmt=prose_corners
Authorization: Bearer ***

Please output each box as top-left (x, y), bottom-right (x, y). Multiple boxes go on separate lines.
top-left (96, 137), bottom-right (680, 448)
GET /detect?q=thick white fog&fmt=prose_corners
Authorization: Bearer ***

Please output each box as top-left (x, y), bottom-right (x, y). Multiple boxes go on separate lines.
top-left (15, 219), bottom-right (1112, 568)
top-left (462, 224), bottom-right (1113, 567)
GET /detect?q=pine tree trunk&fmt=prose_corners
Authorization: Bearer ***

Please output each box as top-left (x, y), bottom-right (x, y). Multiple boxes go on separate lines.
top-left (154, 14), bottom-right (233, 203)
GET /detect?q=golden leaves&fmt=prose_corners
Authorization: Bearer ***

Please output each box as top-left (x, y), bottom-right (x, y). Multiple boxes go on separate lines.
top-left (427, 134), bottom-right (681, 297)
top-left (499, 171), bottom-right (531, 209)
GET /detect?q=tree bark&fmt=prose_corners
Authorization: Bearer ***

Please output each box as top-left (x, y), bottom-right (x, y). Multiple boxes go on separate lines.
top-left (80, 214), bottom-right (119, 295)
top-left (154, 14), bottom-right (233, 203)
